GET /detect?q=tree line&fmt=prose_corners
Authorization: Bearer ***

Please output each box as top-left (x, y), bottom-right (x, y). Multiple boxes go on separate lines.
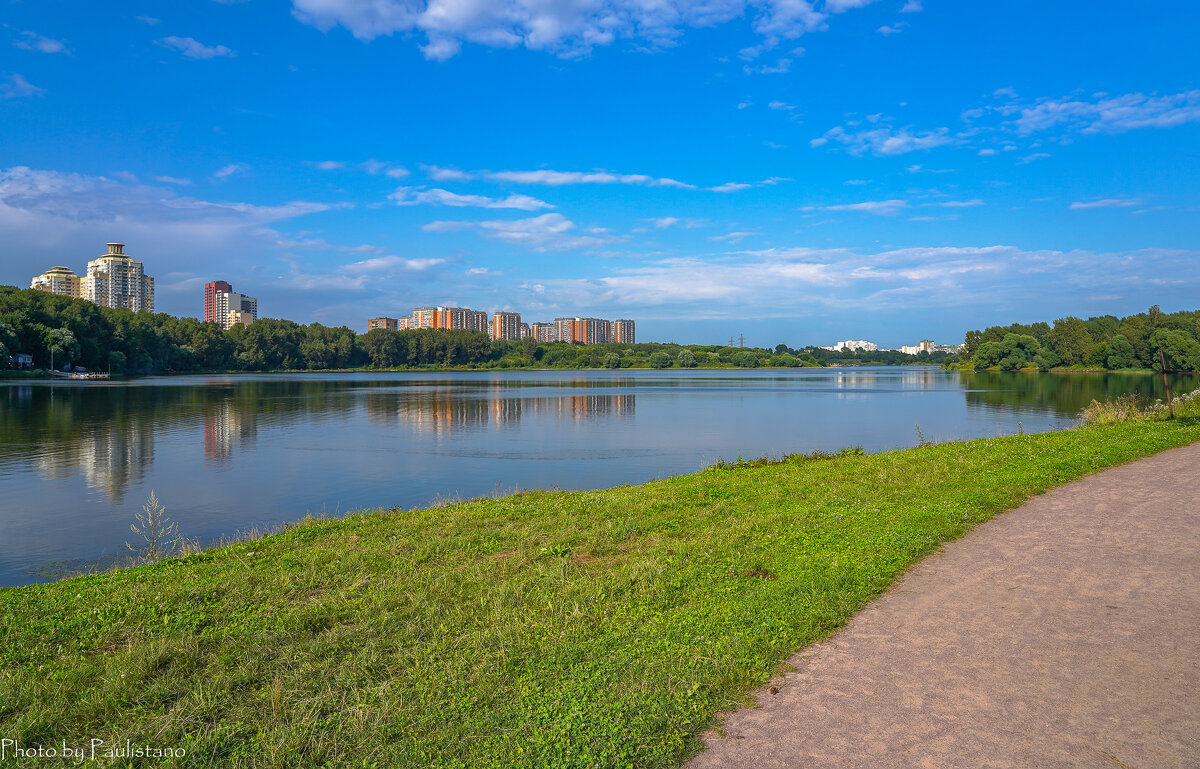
top-left (0, 286), bottom-right (816, 374)
top-left (961, 306), bottom-right (1200, 371)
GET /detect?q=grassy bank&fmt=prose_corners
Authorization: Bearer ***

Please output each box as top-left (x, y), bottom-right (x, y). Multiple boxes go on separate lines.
top-left (3, 421), bottom-right (1199, 767)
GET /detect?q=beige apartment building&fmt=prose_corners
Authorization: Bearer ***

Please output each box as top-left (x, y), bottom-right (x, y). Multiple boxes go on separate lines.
top-left (31, 243), bottom-right (154, 313)
top-left (31, 266), bottom-right (84, 298)
top-left (612, 319), bottom-right (635, 344)
top-left (85, 244), bottom-right (155, 313)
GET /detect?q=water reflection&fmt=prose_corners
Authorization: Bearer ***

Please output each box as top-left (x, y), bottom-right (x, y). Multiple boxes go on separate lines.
top-left (365, 389), bottom-right (636, 434)
top-left (2, 368), bottom-right (1197, 587)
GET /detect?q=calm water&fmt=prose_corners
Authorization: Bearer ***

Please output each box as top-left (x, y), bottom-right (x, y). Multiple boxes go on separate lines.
top-left (2, 367), bottom-right (1195, 586)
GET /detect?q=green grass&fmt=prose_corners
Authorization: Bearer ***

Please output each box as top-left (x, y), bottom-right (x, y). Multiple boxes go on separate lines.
top-left (3, 421), bottom-right (1199, 767)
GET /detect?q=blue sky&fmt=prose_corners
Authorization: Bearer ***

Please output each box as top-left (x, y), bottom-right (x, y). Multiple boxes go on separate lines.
top-left (1, 0), bottom-right (1198, 347)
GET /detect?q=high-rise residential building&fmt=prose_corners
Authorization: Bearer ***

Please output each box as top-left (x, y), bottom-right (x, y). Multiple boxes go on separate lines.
top-left (30, 266), bottom-right (84, 298)
top-left (492, 312), bottom-right (521, 340)
top-left (612, 319), bottom-right (635, 344)
top-left (553, 318), bottom-right (576, 343)
top-left (368, 317), bottom-right (399, 331)
top-left (519, 322), bottom-right (530, 339)
top-left (204, 279), bottom-right (257, 330)
top-left (572, 317), bottom-right (611, 345)
top-left (530, 322), bottom-right (556, 342)
top-left (204, 281), bottom-right (232, 324)
top-left (411, 306), bottom-right (487, 331)
top-left (85, 243), bottom-right (154, 313)
top-left (227, 309), bottom-right (255, 328)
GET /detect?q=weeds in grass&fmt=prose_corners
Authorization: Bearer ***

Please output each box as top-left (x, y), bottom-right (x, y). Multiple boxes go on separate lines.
top-left (126, 490), bottom-right (181, 564)
top-left (1081, 387), bottom-right (1200, 425)
top-left (707, 446), bottom-right (864, 470)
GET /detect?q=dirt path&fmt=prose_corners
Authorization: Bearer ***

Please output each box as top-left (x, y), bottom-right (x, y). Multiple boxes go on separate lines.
top-left (687, 443), bottom-right (1200, 769)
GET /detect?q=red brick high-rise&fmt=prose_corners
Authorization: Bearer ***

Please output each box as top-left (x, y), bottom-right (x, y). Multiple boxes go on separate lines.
top-left (204, 280), bottom-right (232, 325)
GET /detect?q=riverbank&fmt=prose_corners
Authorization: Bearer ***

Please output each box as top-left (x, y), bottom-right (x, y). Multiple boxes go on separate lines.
top-left (3, 420), bottom-right (1198, 767)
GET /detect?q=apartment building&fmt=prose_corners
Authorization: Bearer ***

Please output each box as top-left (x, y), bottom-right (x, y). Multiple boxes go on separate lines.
top-left (492, 311), bottom-right (522, 341)
top-left (530, 322), bottom-right (556, 342)
top-left (204, 280), bottom-right (258, 330)
top-left (30, 266), bottom-right (84, 298)
top-left (368, 317), bottom-right (399, 331)
top-left (612, 319), bottom-right (635, 344)
top-left (86, 244), bottom-right (155, 313)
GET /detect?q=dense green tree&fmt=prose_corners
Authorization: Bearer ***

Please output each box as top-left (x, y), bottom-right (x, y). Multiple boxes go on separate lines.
top-left (1047, 316), bottom-right (1092, 366)
top-left (44, 326), bottom-right (80, 371)
top-left (732, 351), bottom-right (759, 368)
top-left (1106, 335), bottom-right (1136, 369)
top-left (648, 351), bottom-right (671, 369)
top-left (1149, 329), bottom-right (1200, 372)
top-left (677, 349), bottom-right (697, 368)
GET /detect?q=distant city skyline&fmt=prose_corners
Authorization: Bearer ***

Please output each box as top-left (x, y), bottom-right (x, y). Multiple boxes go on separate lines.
top-left (2, 2), bottom-right (1197, 346)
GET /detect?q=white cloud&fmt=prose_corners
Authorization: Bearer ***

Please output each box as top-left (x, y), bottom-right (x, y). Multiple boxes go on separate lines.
top-left (807, 199), bottom-right (908, 215)
top-left (156, 36), bottom-right (236, 59)
top-left (1069, 198), bottom-right (1142, 210)
top-left (768, 100), bottom-right (797, 111)
top-left (422, 164), bottom-right (474, 181)
top-left (900, 0), bottom-right (922, 11)
top-left (936, 199), bottom-right (984, 208)
top-left (978, 148), bottom-right (997, 156)
top-left (11, 29), bottom-right (68, 54)
top-left (709, 182), bottom-right (753, 193)
top-left (466, 267), bottom-right (490, 275)
top-left (0, 73), bottom-right (45, 100)
top-left (708, 231), bottom-right (757, 242)
top-left (877, 24), bottom-right (905, 35)
top-left (136, 15), bottom-right (160, 25)
top-left (814, 124), bottom-right (956, 155)
top-left (1017, 152), bottom-right (1051, 164)
top-left (212, 163), bottom-right (249, 180)
top-left (154, 176), bottom-right (192, 186)
top-left (390, 186), bottom-right (553, 211)
top-left (313, 160), bottom-right (346, 170)
top-left (485, 168), bottom-right (695, 189)
top-left (343, 255), bottom-right (445, 272)
top-left (1012, 90), bottom-right (1200, 136)
top-left (425, 212), bottom-right (609, 251)
top-left (823, 0), bottom-right (882, 11)
top-left (290, 0), bottom-right (894, 61)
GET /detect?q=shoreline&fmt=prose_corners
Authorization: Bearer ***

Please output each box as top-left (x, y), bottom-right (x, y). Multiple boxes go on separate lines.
top-left (3, 419), bottom-right (1198, 767)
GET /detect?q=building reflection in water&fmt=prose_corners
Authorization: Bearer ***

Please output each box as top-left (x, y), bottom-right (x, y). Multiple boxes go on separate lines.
top-left (203, 399), bottom-right (258, 464)
top-left (365, 389), bottom-right (635, 434)
top-left (35, 421), bottom-right (156, 504)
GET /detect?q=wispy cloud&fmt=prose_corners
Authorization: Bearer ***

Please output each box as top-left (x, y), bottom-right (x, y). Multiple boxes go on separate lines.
top-left (156, 36), bottom-right (235, 59)
top-left (9, 28), bottom-right (68, 54)
top-left (154, 175), bottom-right (192, 186)
top-left (812, 123), bottom-right (956, 156)
top-left (212, 163), bottom-right (249, 181)
top-left (485, 168), bottom-right (695, 189)
top-left (1013, 90), bottom-right (1200, 136)
top-left (709, 182), bottom-right (753, 193)
top-left (424, 213), bottom-right (609, 251)
top-left (805, 199), bottom-right (909, 215)
top-left (390, 186), bottom-right (553, 211)
top-left (0, 73), bottom-right (45, 100)
top-left (290, 0), bottom-right (882, 61)
top-left (1069, 198), bottom-right (1142, 210)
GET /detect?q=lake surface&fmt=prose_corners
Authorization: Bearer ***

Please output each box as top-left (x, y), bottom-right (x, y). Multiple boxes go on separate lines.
top-left (2, 367), bottom-right (1195, 587)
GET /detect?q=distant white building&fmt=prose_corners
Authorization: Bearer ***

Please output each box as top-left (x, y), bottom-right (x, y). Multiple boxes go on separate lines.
top-left (826, 340), bottom-right (878, 352)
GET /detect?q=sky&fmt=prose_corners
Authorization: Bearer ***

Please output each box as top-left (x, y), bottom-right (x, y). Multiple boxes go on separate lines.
top-left (1, 0), bottom-right (1198, 347)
